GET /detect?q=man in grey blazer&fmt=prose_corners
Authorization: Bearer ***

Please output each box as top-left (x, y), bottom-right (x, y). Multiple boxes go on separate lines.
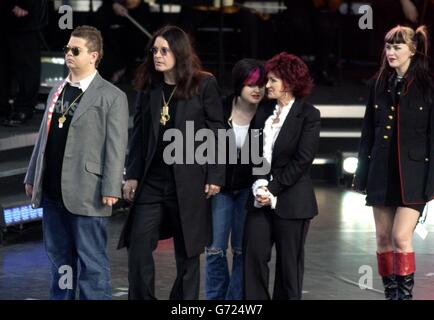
top-left (24, 25), bottom-right (129, 300)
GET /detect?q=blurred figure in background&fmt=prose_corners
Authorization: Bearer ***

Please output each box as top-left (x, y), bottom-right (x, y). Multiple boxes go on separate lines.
top-left (0, 0), bottom-right (48, 125)
top-left (95, 0), bottom-right (151, 83)
top-left (282, 0), bottom-right (341, 86)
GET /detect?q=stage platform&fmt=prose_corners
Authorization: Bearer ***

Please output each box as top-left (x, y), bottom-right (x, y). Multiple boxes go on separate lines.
top-left (1, 184), bottom-right (434, 300)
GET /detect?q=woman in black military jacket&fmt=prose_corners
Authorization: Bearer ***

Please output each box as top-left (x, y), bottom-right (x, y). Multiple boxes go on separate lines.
top-left (354, 25), bottom-right (434, 300)
top-left (117, 25), bottom-right (225, 300)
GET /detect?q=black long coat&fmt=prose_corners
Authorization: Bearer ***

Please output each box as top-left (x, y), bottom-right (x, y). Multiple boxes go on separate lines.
top-left (354, 75), bottom-right (434, 205)
top-left (118, 75), bottom-right (226, 257)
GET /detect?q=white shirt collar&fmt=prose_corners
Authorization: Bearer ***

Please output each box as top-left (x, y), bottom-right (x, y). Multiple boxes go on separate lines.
top-left (66, 70), bottom-right (97, 92)
top-left (268, 98), bottom-right (295, 127)
top-left (276, 98), bottom-right (295, 118)
top-left (262, 98), bottom-right (296, 166)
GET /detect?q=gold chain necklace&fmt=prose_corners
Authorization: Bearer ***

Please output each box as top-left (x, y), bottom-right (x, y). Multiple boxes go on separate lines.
top-left (160, 86), bottom-right (177, 126)
top-left (58, 87), bottom-right (85, 128)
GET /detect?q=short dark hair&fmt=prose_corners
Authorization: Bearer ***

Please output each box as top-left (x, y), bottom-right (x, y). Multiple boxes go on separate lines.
top-left (265, 52), bottom-right (313, 98)
top-left (71, 25), bottom-right (104, 67)
top-left (231, 59), bottom-right (266, 97)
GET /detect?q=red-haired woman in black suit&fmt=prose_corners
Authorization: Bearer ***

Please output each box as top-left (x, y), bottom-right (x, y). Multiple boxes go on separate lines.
top-left (243, 52), bottom-right (321, 300)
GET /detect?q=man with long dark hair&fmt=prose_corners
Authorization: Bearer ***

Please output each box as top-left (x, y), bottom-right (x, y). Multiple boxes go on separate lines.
top-left (118, 25), bottom-right (225, 300)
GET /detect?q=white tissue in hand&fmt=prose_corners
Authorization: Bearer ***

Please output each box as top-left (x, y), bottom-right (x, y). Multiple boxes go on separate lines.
top-left (256, 188), bottom-right (269, 197)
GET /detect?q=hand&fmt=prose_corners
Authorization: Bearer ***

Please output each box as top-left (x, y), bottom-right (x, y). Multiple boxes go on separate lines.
top-left (256, 196), bottom-right (271, 206)
top-left (255, 187), bottom-right (271, 206)
top-left (352, 184), bottom-right (367, 195)
top-left (401, 0), bottom-right (418, 23)
top-left (205, 184), bottom-right (221, 199)
top-left (12, 5), bottom-right (29, 17)
top-left (25, 184), bottom-right (33, 198)
top-left (112, 3), bottom-right (128, 16)
top-left (125, 0), bottom-right (141, 9)
top-left (351, 175), bottom-right (367, 195)
top-left (102, 196), bottom-right (119, 206)
top-left (123, 179), bottom-right (138, 203)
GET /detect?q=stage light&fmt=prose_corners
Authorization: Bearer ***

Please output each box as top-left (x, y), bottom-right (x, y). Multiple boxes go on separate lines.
top-left (0, 204), bottom-right (43, 227)
top-left (342, 157), bottom-right (358, 174)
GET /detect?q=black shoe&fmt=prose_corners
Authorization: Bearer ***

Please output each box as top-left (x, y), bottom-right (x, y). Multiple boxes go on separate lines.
top-left (2, 111), bottom-right (29, 127)
top-left (382, 275), bottom-right (398, 300)
top-left (396, 273), bottom-right (414, 300)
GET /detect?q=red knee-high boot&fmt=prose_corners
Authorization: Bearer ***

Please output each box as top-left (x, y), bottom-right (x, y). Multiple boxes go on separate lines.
top-left (377, 251), bottom-right (397, 300)
top-left (395, 252), bottom-right (415, 300)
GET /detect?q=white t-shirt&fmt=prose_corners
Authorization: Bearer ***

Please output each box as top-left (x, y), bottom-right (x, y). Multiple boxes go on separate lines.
top-left (232, 121), bottom-right (250, 149)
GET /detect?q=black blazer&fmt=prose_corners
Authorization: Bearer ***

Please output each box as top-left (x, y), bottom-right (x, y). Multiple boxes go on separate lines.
top-left (247, 99), bottom-right (321, 219)
top-left (354, 75), bottom-right (434, 204)
top-left (118, 75), bottom-right (226, 257)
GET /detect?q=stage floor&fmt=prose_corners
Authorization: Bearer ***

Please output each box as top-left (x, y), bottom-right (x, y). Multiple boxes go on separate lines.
top-left (1, 184), bottom-right (434, 300)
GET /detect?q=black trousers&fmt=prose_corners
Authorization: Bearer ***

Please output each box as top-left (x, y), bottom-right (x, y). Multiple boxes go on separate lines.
top-left (243, 208), bottom-right (310, 300)
top-left (0, 30), bottom-right (41, 116)
top-left (127, 170), bottom-right (200, 300)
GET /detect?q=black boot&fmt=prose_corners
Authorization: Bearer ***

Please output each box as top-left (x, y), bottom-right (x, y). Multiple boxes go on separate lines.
top-left (377, 251), bottom-right (396, 300)
top-left (395, 252), bottom-right (415, 300)
top-left (396, 273), bottom-right (414, 300)
top-left (382, 275), bottom-right (398, 300)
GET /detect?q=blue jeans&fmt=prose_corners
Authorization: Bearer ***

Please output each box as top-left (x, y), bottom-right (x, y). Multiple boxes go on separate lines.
top-left (41, 194), bottom-right (112, 300)
top-left (205, 188), bottom-right (249, 300)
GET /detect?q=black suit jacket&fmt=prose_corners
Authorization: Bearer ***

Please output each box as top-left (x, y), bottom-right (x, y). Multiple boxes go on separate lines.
top-left (247, 99), bottom-right (321, 220)
top-left (118, 75), bottom-right (226, 257)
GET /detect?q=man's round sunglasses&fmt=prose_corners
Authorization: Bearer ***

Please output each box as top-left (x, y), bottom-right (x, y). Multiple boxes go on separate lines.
top-left (63, 45), bottom-right (81, 56)
top-left (150, 47), bottom-right (170, 56)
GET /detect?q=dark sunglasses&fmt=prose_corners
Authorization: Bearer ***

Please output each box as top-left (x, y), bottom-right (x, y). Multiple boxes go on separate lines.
top-left (150, 47), bottom-right (170, 56)
top-left (63, 45), bottom-right (81, 56)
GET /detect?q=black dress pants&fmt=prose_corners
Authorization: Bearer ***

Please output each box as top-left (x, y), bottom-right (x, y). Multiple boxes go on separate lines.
top-left (127, 170), bottom-right (200, 300)
top-left (243, 208), bottom-right (310, 300)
